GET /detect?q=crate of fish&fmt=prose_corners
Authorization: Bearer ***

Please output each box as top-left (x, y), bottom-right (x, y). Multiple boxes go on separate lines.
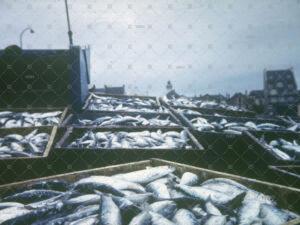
top-left (160, 96), bottom-right (256, 117)
top-left (0, 126), bottom-right (57, 184)
top-left (0, 107), bottom-right (68, 128)
top-left (178, 113), bottom-right (291, 135)
top-left (54, 127), bottom-right (204, 173)
top-left (0, 158), bottom-right (299, 225)
top-left (189, 129), bottom-right (300, 187)
top-left (187, 129), bottom-right (277, 182)
top-left (245, 130), bottom-right (300, 164)
top-left (83, 93), bottom-right (168, 113)
top-left (61, 110), bottom-right (182, 128)
top-left (269, 165), bottom-right (300, 188)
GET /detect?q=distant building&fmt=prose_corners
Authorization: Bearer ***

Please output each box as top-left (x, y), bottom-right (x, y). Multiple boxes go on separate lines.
top-left (90, 85), bottom-right (125, 95)
top-left (166, 81), bottom-right (173, 92)
top-left (249, 90), bottom-right (264, 106)
top-left (264, 68), bottom-right (298, 116)
top-left (195, 94), bottom-right (227, 103)
top-left (228, 92), bottom-right (249, 108)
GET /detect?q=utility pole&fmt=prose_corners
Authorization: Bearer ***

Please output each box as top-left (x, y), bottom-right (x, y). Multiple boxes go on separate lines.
top-left (64, 0), bottom-right (73, 47)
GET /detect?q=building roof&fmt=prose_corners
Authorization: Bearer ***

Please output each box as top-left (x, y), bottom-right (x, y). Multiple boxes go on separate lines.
top-left (249, 90), bottom-right (264, 97)
top-left (90, 85), bottom-right (125, 95)
top-left (104, 85), bottom-right (125, 95)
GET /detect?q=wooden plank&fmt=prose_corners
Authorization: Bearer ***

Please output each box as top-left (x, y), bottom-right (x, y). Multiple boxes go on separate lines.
top-left (59, 107), bottom-right (69, 126)
top-left (269, 165), bottom-right (300, 179)
top-left (184, 127), bottom-right (204, 150)
top-left (44, 126), bottom-right (57, 157)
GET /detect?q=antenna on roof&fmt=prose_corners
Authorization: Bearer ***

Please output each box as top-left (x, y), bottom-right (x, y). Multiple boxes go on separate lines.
top-left (64, 0), bottom-right (73, 47)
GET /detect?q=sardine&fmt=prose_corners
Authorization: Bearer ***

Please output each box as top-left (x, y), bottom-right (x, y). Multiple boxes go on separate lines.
top-left (73, 176), bottom-right (146, 193)
top-left (99, 195), bottom-right (122, 225)
top-left (149, 212), bottom-right (176, 225)
top-left (173, 209), bottom-right (199, 225)
top-left (113, 166), bottom-right (175, 184)
top-left (149, 200), bottom-right (177, 219)
top-left (180, 172), bottom-right (199, 186)
top-left (203, 215), bottom-right (227, 225)
top-left (128, 212), bottom-right (152, 225)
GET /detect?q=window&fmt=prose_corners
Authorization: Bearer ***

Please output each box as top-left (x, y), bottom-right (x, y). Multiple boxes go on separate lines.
top-left (270, 97), bottom-right (277, 103)
top-left (276, 82), bottom-right (283, 88)
top-left (270, 89), bottom-right (277, 95)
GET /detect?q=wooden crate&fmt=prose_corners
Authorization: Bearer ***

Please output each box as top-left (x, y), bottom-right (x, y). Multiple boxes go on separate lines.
top-left (52, 127), bottom-right (204, 174)
top-left (0, 107), bottom-right (68, 128)
top-left (83, 93), bottom-right (163, 112)
top-left (0, 158), bottom-right (299, 223)
top-left (61, 110), bottom-right (182, 128)
top-left (0, 126), bottom-right (57, 184)
top-left (177, 112), bottom-right (289, 133)
top-left (159, 97), bottom-right (256, 117)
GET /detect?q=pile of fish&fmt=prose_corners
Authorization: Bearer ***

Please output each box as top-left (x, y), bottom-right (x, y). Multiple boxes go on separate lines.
top-left (0, 166), bottom-right (298, 224)
top-left (68, 130), bottom-right (192, 149)
top-left (86, 94), bottom-right (166, 113)
top-left (262, 137), bottom-right (300, 161)
top-left (0, 129), bottom-right (50, 158)
top-left (76, 114), bottom-right (178, 127)
top-left (189, 117), bottom-right (287, 135)
top-left (281, 117), bottom-right (300, 133)
top-left (177, 109), bottom-right (202, 116)
top-left (164, 97), bottom-right (247, 112)
top-left (0, 111), bottom-right (62, 128)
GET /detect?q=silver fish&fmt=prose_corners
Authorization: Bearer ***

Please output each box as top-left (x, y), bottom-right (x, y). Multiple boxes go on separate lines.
top-left (173, 209), bottom-right (199, 225)
top-left (68, 214), bottom-right (98, 225)
top-left (73, 176), bottom-right (146, 193)
top-left (128, 212), bottom-right (152, 225)
top-left (150, 212), bottom-right (176, 225)
top-left (146, 181), bottom-right (171, 199)
top-left (203, 215), bottom-right (227, 225)
top-left (63, 194), bottom-right (101, 207)
top-left (0, 202), bottom-right (24, 210)
top-left (180, 172), bottom-right (199, 186)
top-left (260, 204), bottom-right (297, 225)
top-left (113, 166), bottom-right (175, 184)
top-left (99, 195), bottom-right (122, 225)
top-left (0, 206), bottom-right (31, 224)
top-left (205, 201), bottom-right (222, 216)
top-left (149, 200), bottom-right (177, 219)
top-left (175, 184), bottom-right (242, 206)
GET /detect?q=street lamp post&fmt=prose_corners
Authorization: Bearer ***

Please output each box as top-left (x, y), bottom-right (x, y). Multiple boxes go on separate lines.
top-left (19, 26), bottom-right (34, 48)
top-left (64, 0), bottom-right (73, 47)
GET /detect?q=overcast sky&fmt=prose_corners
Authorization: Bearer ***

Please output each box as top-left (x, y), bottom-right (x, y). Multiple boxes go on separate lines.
top-left (0, 0), bottom-right (300, 96)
